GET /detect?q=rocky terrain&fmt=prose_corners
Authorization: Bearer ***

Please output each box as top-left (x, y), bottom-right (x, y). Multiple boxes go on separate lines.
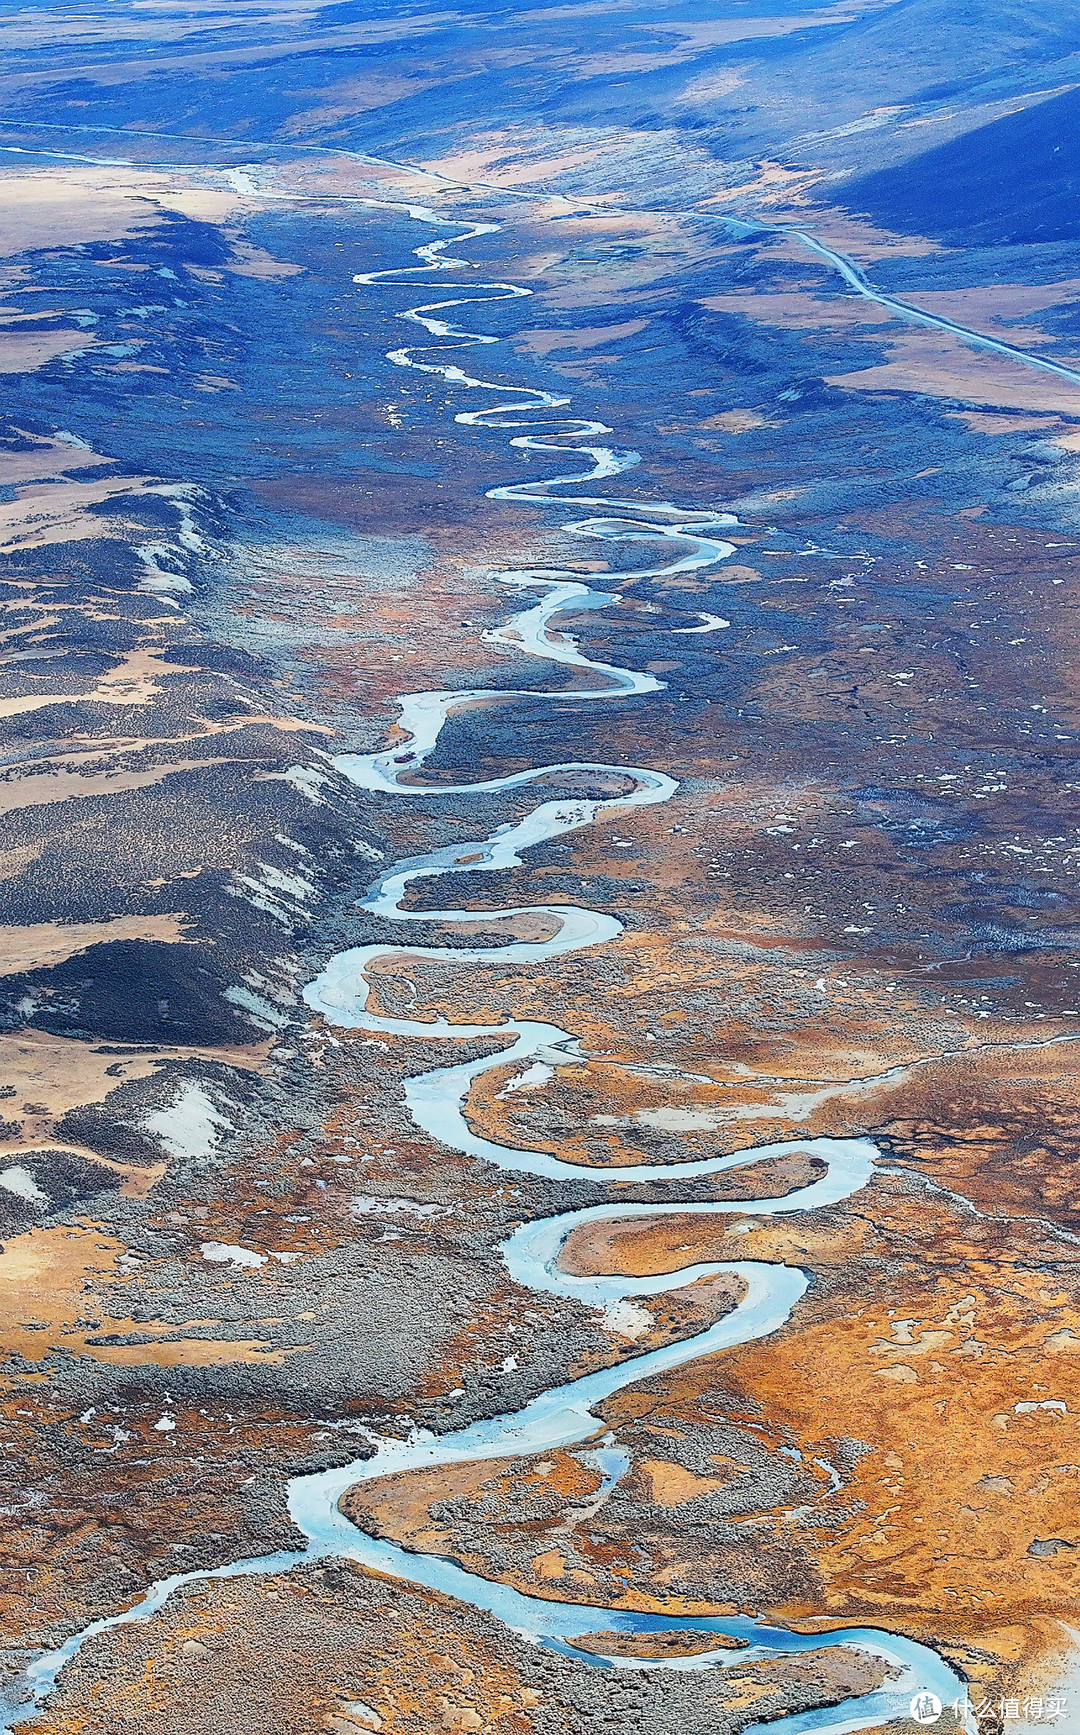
top-left (1, 2), bottom-right (1079, 1732)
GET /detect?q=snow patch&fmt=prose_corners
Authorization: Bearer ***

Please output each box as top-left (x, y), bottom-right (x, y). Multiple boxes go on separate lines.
top-left (633, 1107), bottom-right (726, 1132)
top-left (225, 983), bottom-right (289, 1030)
top-left (144, 1081), bottom-right (231, 1161)
top-left (498, 1062), bottom-right (554, 1098)
top-left (0, 1165), bottom-right (48, 1206)
top-left (200, 1242), bottom-right (267, 1270)
top-left (591, 1106), bottom-right (725, 1132)
top-left (600, 1299), bottom-right (654, 1340)
top-left (282, 765), bottom-right (331, 804)
top-left (350, 1195), bottom-right (445, 1219)
top-left (340, 1705), bottom-right (382, 1733)
top-left (247, 861), bottom-right (315, 902)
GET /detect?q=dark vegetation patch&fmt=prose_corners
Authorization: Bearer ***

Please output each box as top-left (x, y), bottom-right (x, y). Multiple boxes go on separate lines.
top-left (0, 939), bottom-right (249, 1046)
top-left (0, 1147), bottom-right (124, 1239)
top-left (838, 85), bottom-right (1080, 246)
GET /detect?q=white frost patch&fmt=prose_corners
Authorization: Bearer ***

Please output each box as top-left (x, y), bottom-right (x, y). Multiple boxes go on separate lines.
top-left (201, 1242), bottom-right (268, 1269)
top-left (350, 1195), bottom-right (445, 1219)
top-left (672, 612), bottom-right (730, 635)
top-left (498, 1062), bottom-right (554, 1098)
top-left (341, 1705), bottom-right (382, 1732)
top-left (240, 967), bottom-right (294, 1007)
top-left (229, 860), bottom-right (315, 926)
top-left (600, 1299), bottom-right (654, 1340)
top-left (592, 1106), bottom-right (725, 1132)
top-left (153, 1414), bottom-right (176, 1432)
top-left (135, 537), bottom-right (194, 597)
top-left (500, 1355), bottom-right (519, 1373)
top-left (227, 878), bottom-right (291, 925)
top-left (633, 1107), bottom-right (726, 1132)
top-left (225, 169), bottom-right (260, 196)
top-left (1015, 1398), bottom-right (1068, 1414)
top-left (225, 984), bottom-right (289, 1030)
top-left (136, 565), bottom-right (193, 597)
top-left (0, 1165), bottom-right (48, 1205)
top-left (144, 1081), bottom-right (232, 1161)
top-left (250, 861), bottom-right (315, 901)
top-left (282, 765), bottom-right (331, 804)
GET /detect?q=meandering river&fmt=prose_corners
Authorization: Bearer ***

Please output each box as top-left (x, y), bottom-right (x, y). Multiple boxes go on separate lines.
top-left (3, 204), bottom-right (974, 1735)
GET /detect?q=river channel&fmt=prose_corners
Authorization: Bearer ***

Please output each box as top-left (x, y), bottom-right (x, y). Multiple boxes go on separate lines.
top-left (3, 202), bottom-right (974, 1735)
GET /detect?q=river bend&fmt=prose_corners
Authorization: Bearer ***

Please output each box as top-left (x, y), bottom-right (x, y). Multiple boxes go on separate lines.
top-left (3, 201), bottom-right (974, 1735)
